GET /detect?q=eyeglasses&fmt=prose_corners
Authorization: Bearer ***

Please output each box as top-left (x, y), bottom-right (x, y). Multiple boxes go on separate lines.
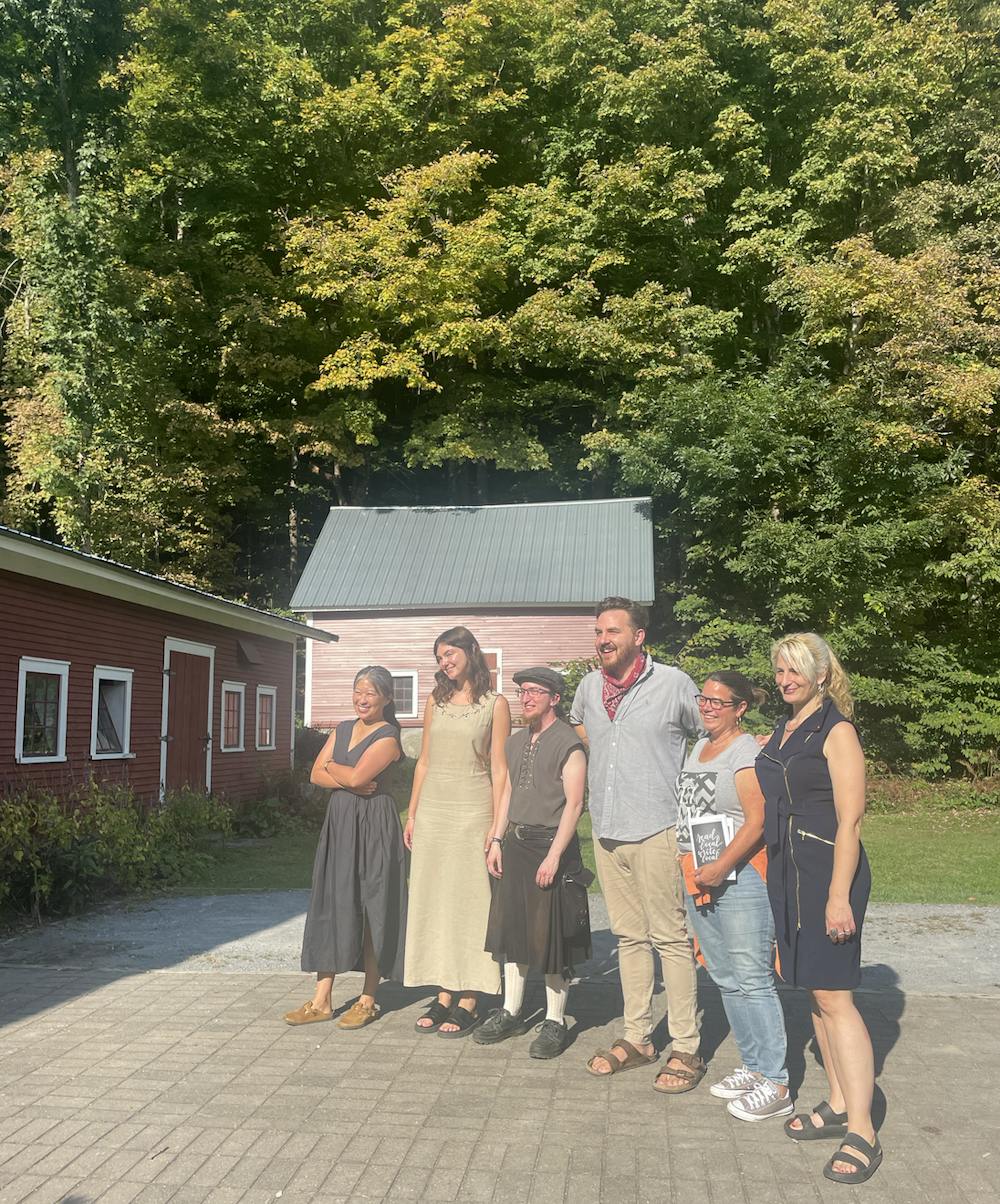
top-left (694, 694), bottom-right (739, 711)
top-left (515, 687), bottom-right (552, 699)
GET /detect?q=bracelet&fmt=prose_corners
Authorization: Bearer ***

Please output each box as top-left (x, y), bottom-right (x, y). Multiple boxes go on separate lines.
top-left (490, 836), bottom-right (503, 845)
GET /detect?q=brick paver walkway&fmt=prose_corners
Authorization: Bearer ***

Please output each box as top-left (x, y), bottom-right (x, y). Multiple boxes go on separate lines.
top-left (1, 959), bottom-right (997, 1204)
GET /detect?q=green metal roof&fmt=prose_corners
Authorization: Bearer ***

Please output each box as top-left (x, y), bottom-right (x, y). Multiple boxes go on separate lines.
top-left (290, 498), bottom-right (654, 611)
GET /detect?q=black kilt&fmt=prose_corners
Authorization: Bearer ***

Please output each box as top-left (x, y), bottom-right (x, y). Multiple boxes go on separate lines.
top-left (485, 824), bottom-right (592, 976)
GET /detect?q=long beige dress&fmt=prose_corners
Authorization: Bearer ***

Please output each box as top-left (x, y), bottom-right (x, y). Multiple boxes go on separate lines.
top-left (403, 693), bottom-right (502, 994)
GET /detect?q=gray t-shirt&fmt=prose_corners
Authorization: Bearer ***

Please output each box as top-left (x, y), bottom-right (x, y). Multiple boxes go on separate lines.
top-left (675, 734), bottom-right (761, 852)
top-left (569, 659), bottom-right (703, 842)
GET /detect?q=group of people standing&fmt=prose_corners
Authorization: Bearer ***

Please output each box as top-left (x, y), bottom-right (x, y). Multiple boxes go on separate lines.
top-left (284, 599), bottom-right (882, 1188)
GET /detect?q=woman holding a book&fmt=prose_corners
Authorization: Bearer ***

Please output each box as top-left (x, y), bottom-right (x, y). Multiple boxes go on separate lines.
top-left (675, 671), bottom-right (791, 1121)
top-left (757, 633), bottom-right (880, 1186)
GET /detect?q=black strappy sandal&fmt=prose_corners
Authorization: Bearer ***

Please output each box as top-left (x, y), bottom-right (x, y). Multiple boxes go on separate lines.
top-left (437, 1004), bottom-right (479, 1039)
top-left (414, 999), bottom-right (451, 1034)
top-left (784, 1100), bottom-right (849, 1141)
top-left (823, 1132), bottom-right (883, 1184)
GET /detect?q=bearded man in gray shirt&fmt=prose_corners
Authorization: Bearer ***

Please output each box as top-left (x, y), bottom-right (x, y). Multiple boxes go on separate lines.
top-left (571, 596), bottom-right (706, 1091)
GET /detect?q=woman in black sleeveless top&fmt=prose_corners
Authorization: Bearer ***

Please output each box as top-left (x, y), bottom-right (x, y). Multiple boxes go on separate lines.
top-left (756, 634), bottom-right (882, 1186)
top-left (284, 666), bottom-right (406, 1031)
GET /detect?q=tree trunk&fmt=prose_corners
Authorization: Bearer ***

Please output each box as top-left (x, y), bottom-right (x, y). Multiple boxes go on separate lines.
top-left (54, 46), bottom-right (79, 204)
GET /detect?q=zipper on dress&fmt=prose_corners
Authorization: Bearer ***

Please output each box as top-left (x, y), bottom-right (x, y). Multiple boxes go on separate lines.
top-left (760, 748), bottom-right (803, 932)
top-left (797, 828), bottom-right (835, 846)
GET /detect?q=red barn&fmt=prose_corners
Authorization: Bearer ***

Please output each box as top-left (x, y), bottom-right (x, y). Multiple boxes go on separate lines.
top-left (0, 526), bottom-right (335, 802)
top-left (291, 498), bottom-right (653, 732)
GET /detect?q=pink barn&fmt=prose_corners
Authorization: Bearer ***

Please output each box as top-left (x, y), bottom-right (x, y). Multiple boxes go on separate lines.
top-left (291, 498), bottom-right (653, 732)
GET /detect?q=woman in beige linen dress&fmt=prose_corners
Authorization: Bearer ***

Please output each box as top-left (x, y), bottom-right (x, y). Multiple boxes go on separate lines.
top-left (403, 626), bottom-right (511, 1036)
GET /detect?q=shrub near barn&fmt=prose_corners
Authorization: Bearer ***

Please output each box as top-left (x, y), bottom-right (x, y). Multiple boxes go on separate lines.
top-left (0, 784), bottom-right (231, 923)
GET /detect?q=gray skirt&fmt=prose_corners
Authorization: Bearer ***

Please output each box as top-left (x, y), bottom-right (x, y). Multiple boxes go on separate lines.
top-left (300, 790), bottom-right (408, 980)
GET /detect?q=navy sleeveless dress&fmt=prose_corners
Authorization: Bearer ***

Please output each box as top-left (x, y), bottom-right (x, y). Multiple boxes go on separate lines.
top-left (300, 721), bottom-right (407, 980)
top-left (756, 699), bottom-right (871, 990)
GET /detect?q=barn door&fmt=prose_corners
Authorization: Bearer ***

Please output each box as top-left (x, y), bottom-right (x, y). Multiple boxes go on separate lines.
top-left (162, 641), bottom-right (214, 795)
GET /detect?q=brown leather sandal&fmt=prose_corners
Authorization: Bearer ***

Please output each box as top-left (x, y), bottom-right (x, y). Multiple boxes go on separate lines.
top-left (652, 1050), bottom-right (706, 1094)
top-left (586, 1039), bottom-right (658, 1076)
top-left (337, 998), bottom-right (380, 1029)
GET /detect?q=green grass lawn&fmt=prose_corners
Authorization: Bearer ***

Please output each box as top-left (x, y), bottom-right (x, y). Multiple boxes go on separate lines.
top-left (171, 808), bottom-right (1000, 904)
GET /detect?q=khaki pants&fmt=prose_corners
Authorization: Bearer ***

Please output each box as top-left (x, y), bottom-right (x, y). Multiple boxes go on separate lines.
top-left (595, 826), bottom-right (700, 1052)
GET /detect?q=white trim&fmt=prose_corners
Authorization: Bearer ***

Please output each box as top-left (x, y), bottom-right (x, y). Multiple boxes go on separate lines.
top-left (160, 638), bottom-right (215, 798)
top-left (90, 666), bottom-right (134, 760)
top-left (220, 681), bottom-right (246, 752)
top-left (387, 670), bottom-right (419, 719)
top-left (1, 528), bottom-right (336, 644)
top-left (255, 685), bottom-right (278, 751)
top-left (16, 657), bottom-right (70, 763)
top-left (290, 645), bottom-right (298, 768)
top-left (303, 614), bottom-right (314, 728)
top-left (482, 647), bottom-right (503, 695)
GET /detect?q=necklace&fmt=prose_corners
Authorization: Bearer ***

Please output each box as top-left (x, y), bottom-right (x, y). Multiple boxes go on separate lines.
top-left (786, 699), bottom-right (822, 731)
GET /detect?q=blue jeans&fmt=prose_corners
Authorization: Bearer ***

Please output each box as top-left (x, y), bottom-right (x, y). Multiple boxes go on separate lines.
top-left (685, 863), bottom-right (788, 1085)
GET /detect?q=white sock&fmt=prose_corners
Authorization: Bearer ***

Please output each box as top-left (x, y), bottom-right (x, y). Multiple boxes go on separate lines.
top-left (503, 963), bottom-right (527, 1015)
top-left (544, 974), bottom-right (568, 1024)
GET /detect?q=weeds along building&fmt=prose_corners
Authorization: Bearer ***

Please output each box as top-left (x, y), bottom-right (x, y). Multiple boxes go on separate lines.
top-left (291, 498), bottom-right (654, 734)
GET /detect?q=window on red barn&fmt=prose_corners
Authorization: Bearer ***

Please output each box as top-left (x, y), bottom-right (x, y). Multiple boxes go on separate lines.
top-left (256, 685), bottom-right (277, 750)
top-left (17, 658), bottom-right (70, 763)
top-left (221, 682), bottom-right (246, 752)
top-left (91, 667), bottom-right (134, 759)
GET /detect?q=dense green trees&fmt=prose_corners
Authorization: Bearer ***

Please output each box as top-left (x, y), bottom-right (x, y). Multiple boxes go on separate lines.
top-left (2, 1), bottom-right (998, 773)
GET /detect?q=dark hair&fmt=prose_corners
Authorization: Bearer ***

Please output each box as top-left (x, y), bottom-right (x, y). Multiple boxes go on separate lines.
top-left (595, 596), bottom-right (649, 632)
top-left (353, 666), bottom-right (401, 731)
top-left (432, 627), bottom-right (493, 705)
top-left (704, 670), bottom-right (768, 712)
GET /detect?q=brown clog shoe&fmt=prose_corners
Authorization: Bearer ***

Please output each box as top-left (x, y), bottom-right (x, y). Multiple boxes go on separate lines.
top-left (284, 1000), bottom-right (332, 1026)
top-left (337, 999), bottom-right (381, 1030)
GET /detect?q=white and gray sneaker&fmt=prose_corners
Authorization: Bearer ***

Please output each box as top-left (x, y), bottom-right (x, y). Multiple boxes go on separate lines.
top-left (727, 1078), bottom-right (794, 1122)
top-left (709, 1065), bottom-right (762, 1099)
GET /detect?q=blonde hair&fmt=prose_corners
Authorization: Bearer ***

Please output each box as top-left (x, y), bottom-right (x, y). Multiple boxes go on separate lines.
top-left (770, 632), bottom-right (854, 719)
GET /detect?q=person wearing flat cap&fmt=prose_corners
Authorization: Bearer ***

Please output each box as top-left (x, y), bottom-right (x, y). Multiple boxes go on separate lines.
top-left (477, 666), bottom-right (590, 1059)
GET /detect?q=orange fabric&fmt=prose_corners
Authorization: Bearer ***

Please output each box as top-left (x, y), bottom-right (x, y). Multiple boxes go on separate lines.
top-left (680, 846), bottom-right (770, 971)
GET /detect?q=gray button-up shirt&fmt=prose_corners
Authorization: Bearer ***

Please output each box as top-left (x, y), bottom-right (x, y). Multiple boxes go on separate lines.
top-left (570, 659), bottom-right (702, 842)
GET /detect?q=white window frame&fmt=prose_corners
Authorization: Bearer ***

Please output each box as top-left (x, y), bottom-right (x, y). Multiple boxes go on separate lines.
top-left (482, 647), bottom-right (503, 695)
top-left (90, 666), bottom-right (134, 760)
top-left (255, 684), bottom-right (278, 751)
top-left (388, 671), bottom-right (419, 719)
top-left (16, 657), bottom-right (71, 763)
top-left (220, 681), bottom-right (246, 752)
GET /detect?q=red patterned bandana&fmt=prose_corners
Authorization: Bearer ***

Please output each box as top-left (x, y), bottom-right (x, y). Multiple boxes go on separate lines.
top-left (601, 652), bottom-right (647, 720)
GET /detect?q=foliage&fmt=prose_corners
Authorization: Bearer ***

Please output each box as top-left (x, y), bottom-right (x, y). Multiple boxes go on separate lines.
top-left (2, 0), bottom-right (999, 772)
top-left (0, 783), bottom-right (231, 922)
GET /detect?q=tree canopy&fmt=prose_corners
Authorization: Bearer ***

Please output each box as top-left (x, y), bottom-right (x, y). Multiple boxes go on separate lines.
top-left (2, 0), bottom-right (998, 775)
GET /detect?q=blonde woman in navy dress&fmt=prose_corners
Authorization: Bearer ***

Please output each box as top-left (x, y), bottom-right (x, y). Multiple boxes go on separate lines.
top-left (756, 634), bottom-right (881, 1185)
top-left (285, 666), bottom-right (405, 1031)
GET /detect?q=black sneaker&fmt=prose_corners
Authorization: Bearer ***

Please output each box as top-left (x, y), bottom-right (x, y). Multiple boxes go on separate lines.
top-left (529, 1019), bottom-right (568, 1059)
top-left (473, 1007), bottom-right (524, 1045)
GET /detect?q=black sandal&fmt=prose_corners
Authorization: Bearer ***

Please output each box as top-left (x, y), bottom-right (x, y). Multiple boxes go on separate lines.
top-left (784, 1100), bottom-right (849, 1141)
top-left (823, 1132), bottom-right (883, 1184)
top-left (437, 1004), bottom-right (479, 1039)
top-left (414, 999), bottom-right (451, 1034)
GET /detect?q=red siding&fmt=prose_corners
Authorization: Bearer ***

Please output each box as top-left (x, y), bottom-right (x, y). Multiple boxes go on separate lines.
top-left (0, 569), bottom-right (295, 803)
top-left (307, 610), bottom-right (597, 730)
